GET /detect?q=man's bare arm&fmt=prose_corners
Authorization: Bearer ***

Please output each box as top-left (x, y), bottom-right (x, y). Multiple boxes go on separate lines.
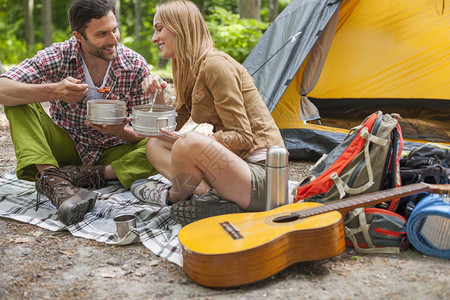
top-left (0, 77), bottom-right (89, 106)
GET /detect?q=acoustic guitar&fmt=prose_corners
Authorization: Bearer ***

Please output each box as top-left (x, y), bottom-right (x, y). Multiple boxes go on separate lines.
top-left (178, 183), bottom-right (448, 288)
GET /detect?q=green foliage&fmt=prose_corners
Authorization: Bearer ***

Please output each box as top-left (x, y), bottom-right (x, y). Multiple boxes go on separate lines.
top-left (0, 36), bottom-right (26, 65)
top-left (0, 0), bottom-right (24, 63)
top-left (120, 1), bottom-right (160, 67)
top-left (205, 7), bottom-right (268, 63)
top-left (279, 0), bottom-right (291, 10)
top-left (0, 0), bottom-right (275, 68)
top-left (123, 4), bottom-right (268, 67)
top-left (194, 0), bottom-right (238, 14)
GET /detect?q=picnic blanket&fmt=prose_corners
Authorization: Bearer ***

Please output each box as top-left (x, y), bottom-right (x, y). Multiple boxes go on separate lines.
top-left (0, 171), bottom-right (299, 267)
top-left (0, 172), bottom-right (184, 266)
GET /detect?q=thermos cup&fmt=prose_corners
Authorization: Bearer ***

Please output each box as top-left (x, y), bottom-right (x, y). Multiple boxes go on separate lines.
top-left (265, 145), bottom-right (289, 210)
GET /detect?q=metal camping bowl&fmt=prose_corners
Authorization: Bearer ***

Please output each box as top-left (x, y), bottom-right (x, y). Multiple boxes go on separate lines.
top-left (86, 99), bottom-right (127, 125)
top-left (131, 104), bottom-right (177, 137)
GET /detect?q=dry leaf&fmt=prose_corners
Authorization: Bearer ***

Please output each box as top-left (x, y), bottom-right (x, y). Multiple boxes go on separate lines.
top-left (101, 273), bottom-right (116, 278)
top-left (59, 250), bottom-right (75, 257)
top-left (15, 237), bottom-right (30, 243)
top-left (149, 260), bottom-right (159, 266)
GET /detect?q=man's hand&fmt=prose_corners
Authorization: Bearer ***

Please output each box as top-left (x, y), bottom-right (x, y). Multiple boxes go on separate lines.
top-left (55, 77), bottom-right (88, 103)
top-left (0, 77), bottom-right (87, 106)
top-left (85, 117), bottom-right (145, 143)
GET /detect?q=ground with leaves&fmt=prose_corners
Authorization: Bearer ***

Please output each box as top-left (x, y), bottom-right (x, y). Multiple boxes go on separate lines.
top-left (0, 106), bottom-right (449, 300)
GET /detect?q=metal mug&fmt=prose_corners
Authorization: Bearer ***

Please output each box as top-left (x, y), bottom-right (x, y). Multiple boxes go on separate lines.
top-left (113, 214), bottom-right (137, 239)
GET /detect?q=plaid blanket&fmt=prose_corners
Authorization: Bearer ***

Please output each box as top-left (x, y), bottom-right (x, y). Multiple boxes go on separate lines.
top-left (0, 172), bottom-right (183, 266)
top-left (0, 171), bottom-right (300, 267)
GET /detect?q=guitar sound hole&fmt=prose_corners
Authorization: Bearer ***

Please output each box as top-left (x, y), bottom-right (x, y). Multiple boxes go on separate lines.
top-left (273, 214), bottom-right (300, 223)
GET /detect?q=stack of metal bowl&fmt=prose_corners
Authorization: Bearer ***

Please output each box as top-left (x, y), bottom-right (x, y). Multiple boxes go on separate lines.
top-left (86, 99), bottom-right (127, 125)
top-left (131, 104), bottom-right (177, 136)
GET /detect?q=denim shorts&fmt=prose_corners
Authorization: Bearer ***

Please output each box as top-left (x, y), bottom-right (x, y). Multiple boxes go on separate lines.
top-left (246, 160), bottom-right (266, 212)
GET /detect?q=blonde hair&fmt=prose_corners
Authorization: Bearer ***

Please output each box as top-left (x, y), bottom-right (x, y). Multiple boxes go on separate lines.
top-left (155, 0), bottom-right (213, 106)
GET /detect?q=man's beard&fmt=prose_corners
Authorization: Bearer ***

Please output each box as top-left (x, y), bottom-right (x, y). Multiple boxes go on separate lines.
top-left (84, 38), bottom-right (117, 61)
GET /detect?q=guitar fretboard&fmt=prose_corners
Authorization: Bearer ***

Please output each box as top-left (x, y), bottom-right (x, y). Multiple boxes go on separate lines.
top-left (293, 182), bottom-right (441, 220)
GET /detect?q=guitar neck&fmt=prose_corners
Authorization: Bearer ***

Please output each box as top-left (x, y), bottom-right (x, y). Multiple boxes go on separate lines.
top-left (296, 183), bottom-right (446, 219)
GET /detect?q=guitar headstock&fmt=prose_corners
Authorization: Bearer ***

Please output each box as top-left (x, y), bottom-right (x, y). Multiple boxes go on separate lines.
top-left (427, 184), bottom-right (450, 203)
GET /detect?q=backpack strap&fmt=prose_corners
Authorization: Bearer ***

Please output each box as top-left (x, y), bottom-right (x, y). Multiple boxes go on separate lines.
top-left (387, 124), bottom-right (404, 211)
top-left (296, 113), bottom-right (380, 202)
top-left (330, 127), bottom-right (388, 198)
top-left (345, 208), bottom-right (401, 254)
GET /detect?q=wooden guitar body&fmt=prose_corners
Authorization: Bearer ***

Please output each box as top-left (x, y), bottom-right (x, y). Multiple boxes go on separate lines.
top-left (179, 202), bottom-right (344, 288)
top-left (178, 183), bottom-right (448, 288)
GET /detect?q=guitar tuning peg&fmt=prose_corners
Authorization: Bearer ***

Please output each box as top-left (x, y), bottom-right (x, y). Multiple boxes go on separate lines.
top-left (443, 192), bottom-right (449, 204)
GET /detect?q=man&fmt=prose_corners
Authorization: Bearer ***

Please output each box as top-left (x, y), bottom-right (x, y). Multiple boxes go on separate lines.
top-left (0, 0), bottom-right (163, 226)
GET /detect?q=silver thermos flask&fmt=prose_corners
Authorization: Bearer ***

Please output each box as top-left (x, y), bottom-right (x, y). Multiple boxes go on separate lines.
top-left (265, 145), bottom-right (289, 210)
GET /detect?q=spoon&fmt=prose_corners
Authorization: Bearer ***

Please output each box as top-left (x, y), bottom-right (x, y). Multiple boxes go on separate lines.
top-left (88, 86), bottom-right (111, 94)
top-left (149, 77), bottom-right (164, 112)
top-left (149, 90), bottom-right (158, 112)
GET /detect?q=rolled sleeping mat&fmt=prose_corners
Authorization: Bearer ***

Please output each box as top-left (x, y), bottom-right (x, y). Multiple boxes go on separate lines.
top-left (407, 193), bottom-right (450, 260)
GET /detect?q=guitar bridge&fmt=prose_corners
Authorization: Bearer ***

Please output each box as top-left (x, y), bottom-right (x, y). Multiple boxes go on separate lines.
top-left (220, 221), bottom-right (243, 240)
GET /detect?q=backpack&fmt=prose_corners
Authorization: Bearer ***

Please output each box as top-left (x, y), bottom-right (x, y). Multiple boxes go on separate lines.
top-left (344, 207), bottom-right (409, 254)
top-left (294, 111), bottom-right (405, 254)
top-left (382, 143), bottom-right (450, 219)
top-left (399, 143), bottom-right (449, 186)
top-left (295, 111), bottom-right (403, 203)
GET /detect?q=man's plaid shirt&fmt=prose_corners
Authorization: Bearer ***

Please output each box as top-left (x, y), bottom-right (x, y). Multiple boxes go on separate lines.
top-left (1, 36), bottom-right (152, 165)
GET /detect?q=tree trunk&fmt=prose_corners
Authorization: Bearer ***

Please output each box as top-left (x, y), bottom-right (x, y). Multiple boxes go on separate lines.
top-left (157, 0), bottom-right (169, 69)
top-left (25, 0), bottom-right (35, 53)
top-left (268, 0), bottom-right (279, 21)
top-left (239, 0), bottom-right (261, 20)
top-left (113, 0), bottom-right (122, 32)
top-left (134, 0), bottom-right (142, 42)
top-left (197, 0), bottom-right (206, 14)
top-left (41, 0), bottom-right (52, 47)
top-left (0, 61), bottom-right (6, 74)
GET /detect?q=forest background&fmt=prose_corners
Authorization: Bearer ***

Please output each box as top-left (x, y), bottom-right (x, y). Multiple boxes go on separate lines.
top-left (0, 0), bottom-right (291, 74)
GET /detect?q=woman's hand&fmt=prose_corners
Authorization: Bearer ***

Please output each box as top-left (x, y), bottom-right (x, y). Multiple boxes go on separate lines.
top-left (155, 128), bottom-right (186, 144)
top-left (141, 75), bottom-right (167, 105)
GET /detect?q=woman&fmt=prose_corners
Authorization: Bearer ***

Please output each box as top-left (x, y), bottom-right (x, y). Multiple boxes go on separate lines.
top-left (131, 0), bottom-right (285, 225)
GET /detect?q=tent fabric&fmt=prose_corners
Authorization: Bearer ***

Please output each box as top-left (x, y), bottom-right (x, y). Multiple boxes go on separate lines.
top-left (297, 8), bottom-right (340, 122)
top-left (310, 0), bottom-right (450, 100)
top-left (243, 0), bottom-right (449, 160)
top-left (243, 0), bottom-right (342, 113)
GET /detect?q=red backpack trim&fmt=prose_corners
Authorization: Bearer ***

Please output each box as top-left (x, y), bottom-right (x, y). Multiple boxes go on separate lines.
top-left (296, 113), bottom-right (378, 202)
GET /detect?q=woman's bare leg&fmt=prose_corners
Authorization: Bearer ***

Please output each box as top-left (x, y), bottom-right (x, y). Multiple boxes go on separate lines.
top-left (146, 135), bottom-right (212, 195)
top-left (145, 137), bottom-right (173, 180)
top-left (169, 132), bottom-right (252, 210)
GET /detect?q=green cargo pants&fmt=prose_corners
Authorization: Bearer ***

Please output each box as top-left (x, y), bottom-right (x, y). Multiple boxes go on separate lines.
top-left (4, 103), bottom-right (157, 189)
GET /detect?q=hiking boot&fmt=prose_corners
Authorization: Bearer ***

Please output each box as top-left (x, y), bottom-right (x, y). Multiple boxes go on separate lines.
top-left (60, 165), bottom-right (106, 189)
top-left (35, 168), bottom-right (98, 226)
top-left (130, 177), bottom-right (172, 207)
top-left (170, 189), bottom-right (242, 226)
